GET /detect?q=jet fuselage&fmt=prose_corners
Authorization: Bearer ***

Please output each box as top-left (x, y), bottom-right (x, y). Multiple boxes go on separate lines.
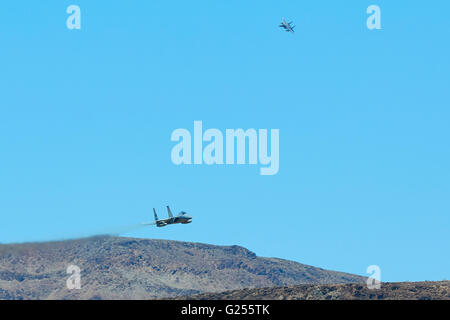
top-left (156, 215), bottom-right (192, 227)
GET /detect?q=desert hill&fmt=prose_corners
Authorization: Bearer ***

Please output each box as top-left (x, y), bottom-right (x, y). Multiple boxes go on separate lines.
top-left (179, 281), bottom-right (450, 300)
top-left (0, 236), bottom-right (364, 300)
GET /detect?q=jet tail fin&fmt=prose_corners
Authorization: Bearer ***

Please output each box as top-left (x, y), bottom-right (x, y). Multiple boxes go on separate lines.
top-left (153, 208), bottom-right (159, 221)
top-left (167, 206), bottom-right (173, 218)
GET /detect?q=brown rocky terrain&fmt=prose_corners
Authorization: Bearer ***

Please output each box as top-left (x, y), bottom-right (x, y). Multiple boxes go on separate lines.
top-left (0, 236), bottom-right (364, 300)
top-left (179, 281), bottom-right (450, 300)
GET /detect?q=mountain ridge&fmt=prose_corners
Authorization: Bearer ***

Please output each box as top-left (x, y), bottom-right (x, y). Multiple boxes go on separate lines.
top-left (176, 281), bottom-right (450, 300)
top-left (0, 236), bottom-right (365, 300)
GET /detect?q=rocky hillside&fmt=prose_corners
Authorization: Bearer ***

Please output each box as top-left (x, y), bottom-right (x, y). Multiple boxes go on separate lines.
top-left (0, 236), bottom-right (364, 300)
top-left (180, 281), bottom-right (450, 300)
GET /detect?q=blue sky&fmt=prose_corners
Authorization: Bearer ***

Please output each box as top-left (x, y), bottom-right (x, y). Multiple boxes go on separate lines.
top-left (0, 1), bottom-right (449, 282)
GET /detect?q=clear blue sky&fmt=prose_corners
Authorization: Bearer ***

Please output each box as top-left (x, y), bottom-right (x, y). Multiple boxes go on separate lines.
top-left (0, 1), bottom-right (449, 282)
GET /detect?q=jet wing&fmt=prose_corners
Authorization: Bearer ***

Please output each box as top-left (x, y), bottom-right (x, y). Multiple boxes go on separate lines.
top-left (167, 206), bottom-right (174, 218)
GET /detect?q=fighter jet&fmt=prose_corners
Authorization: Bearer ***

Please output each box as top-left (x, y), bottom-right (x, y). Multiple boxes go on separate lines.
top-left (279, 18), bottom-right (295, 33)
top-left (142, 206), bottom-right (193, 227)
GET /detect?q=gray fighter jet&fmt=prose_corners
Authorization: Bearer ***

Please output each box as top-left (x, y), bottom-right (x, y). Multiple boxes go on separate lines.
top-left (142, 206), bottom-right (192, 227)
top-left (279, 18), bottom-right (295, 33)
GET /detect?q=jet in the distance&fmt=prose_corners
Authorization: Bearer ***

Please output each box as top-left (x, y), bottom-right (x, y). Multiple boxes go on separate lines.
top-left (142, 206), bottom-right (193, 227)
top-left (279, 18), bottom-right (295, 33)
